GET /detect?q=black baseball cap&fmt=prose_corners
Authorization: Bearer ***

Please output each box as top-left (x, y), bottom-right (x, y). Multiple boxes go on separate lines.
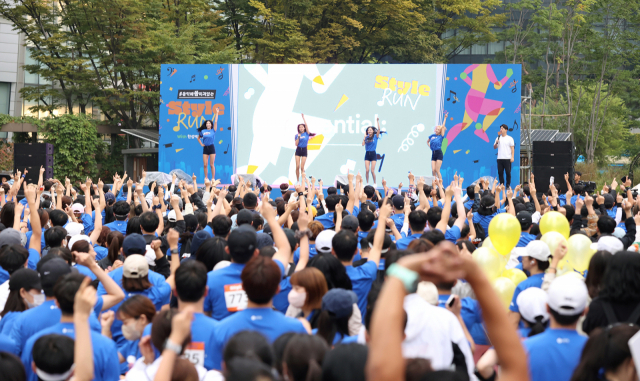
top-left (39, 258), bottom-right (72, 294)
top-left (392, 195), bottom-right (404, 210)
top-left (516, 211), bottom-right (532, 230)
top-left (603, 193), bottom-right (615, 208)
top-left (341, 215), bottom-right (359, 232)
top-left (227, 224), bottom-right (257, 258)
top-left (9, 268), bottom-right (41, 291)
top-left (122, 233), bottom-right (146, 256)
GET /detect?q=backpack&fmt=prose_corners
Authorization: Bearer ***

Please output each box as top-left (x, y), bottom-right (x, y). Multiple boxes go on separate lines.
top-left (474, 223), bottom-right (486, 241)
top-left (602, 300), bottom-right (640, 325)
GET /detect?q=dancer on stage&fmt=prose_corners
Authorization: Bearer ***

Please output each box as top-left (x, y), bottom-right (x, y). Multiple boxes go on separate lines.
top-left (428, 111), bottom-right (448, 181)
top-left (363, 117), bottom-right (381, 185)
top-left (295, 113), bottom-right (312, 183)
top-left (198, 107), bottom-right (219, 181)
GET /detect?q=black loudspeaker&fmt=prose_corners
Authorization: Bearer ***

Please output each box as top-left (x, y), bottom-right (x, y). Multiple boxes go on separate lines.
top-left (532, 141), bottom-right (575, 194)
top-left (14, 143), bottom-right (54, 184)
top-left (532, 141), bottom-right (574, 155)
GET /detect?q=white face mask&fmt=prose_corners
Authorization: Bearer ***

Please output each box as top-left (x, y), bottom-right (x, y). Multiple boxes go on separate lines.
top-left (288, 289), bottom-right (307, 309)
top-left (26, 293), bottom-right (45, 309)
top-left (122, 321), bottom-right (142, 341)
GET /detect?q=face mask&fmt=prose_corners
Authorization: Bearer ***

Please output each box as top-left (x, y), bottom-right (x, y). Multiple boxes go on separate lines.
top-left (26, 293), bottom-right (45, 309)
top-left (288, 289), bottom-right (307, 309)
top-left (122, 321), bottom-right (142, 341)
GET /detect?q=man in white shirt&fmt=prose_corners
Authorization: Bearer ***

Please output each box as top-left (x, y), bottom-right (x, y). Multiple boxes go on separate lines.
top-left (493, 124), bottom-right (515, 187)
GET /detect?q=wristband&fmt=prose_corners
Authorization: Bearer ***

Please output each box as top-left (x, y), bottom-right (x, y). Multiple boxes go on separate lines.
top-left (170, 248), bottom-right (179, 255)
top-left (386, 263), bottom-right (419, 293)
top-left (164, 339), bottom-right (182, 354)
top-left (294, 229), bottom-right (312, 239)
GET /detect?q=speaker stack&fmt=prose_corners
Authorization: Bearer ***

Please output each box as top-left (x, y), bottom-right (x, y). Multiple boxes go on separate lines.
top-left (13, 143), bottom-right (54, 184)
top-left (532, 141), bottom-right (574, 194)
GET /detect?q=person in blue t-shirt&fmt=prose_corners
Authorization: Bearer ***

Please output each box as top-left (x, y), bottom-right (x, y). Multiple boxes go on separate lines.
top-left (204, 199), bottom-right (293, 321)
top-left (197, 108), bottom-right (219, 181)
top-left (173, 260), bottom-right (220, 370)
top-left (436, 282), bottom-right (487, 347)
top-left (22, 273), bottom-right (120, 381)
top-left (427, 111), bottom-right (448, 181)
top-left (294, 113), bottom-right (313, 183)
top-left (112, 295), bottom-right (156, 374)
top-left (509, 240), bottom-right (554, 326)
top-left (211, 256), bottom-right (307, 370)
top-left (396, 210), bottom-right (428, 250)
top-left (332, 203), bottom-right (388, 322)
top-left (523, 276), bottom-right (589, 381)
top-left (362, 118), bottom-right (382, 185)
top-left (104, 201), bottom-right (130, 235)
top-left (516, 211), bottom-right (536, 248)
top-left (473, 194), bottom-right (506, 237)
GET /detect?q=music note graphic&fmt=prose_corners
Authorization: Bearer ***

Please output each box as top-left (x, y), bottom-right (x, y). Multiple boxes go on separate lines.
top-left (377, 154), bottom-right (386, 172)
top-left (510, 120), bottom-right (519, 131)
top-left (446, 90), bottom-right (457, 104)
top-left (227, 126), bottom-right (231, 130)
top-left (223, 144), bottom-right (229, 154)
top-left (189, 75), bottom-right (196, 83)
top-left (510, 79), bottom-right (518, 93)
top-left (217, 67), bottom-right (224, 80)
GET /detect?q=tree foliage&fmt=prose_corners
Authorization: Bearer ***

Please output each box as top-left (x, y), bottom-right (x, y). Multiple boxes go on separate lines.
top-left (37, 114), bottom-right (105, 183)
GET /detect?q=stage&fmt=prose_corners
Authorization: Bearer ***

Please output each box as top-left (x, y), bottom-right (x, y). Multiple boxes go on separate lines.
top-left (159, 64), bottom-right (521, 187)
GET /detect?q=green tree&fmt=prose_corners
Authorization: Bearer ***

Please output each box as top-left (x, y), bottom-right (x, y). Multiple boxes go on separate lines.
top-left (38, 114), bottom-right (105, 183)
top-left (0, 0), bottom-right (236, 132)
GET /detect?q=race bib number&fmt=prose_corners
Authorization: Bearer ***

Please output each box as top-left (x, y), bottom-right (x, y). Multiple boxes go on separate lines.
top-left (183, 342), bottom-right (205, 366)
top-left (224, 283), bottom-right (248, 312)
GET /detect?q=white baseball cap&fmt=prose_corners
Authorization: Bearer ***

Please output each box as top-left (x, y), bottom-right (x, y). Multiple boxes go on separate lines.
top-left (67, 234), bottom-right (91, 251)
top-left (123, 255), bottom-right (149, 279)
top-left (516, 287), bottom-right (550, 323)
top-left (547, 275), bottom-right (588, 316)
top-left (64, 222), bottom-right (84, 238)
top-left (70, 203), bottom-right (84, 214)
top-left (519, 240), bottom-right (551, 261)
top-left (590, 235), bottom-right (623, 254)
top-left (522, 240), bottom-right (551, 262)
top-left (167, 210), bottom-right (177, 222)
top-left (315, 230), bottom-right (336, 254)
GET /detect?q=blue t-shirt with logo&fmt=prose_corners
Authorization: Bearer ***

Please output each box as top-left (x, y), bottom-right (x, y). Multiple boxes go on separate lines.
top-left (523, 329), bottom-right (588, 381)
top-left (105, 220), bottom-right (128, 235)
top-left (517, 232), bottom-right (536, 248)
top-left (296, 132), bottom-right (310, 148)
top-left (428, 134), bottom-right (444, 151)
top-left (472, 209), bottom-right (506, 238)
top-left (364, 135), bottom-right (379, 152)
top-left (200, 129), bottom-right (216, 146)
top-left (211, 308), bottom-right (307, 369)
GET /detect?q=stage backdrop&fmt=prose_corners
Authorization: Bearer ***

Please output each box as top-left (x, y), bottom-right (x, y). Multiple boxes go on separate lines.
top-left (159, 64), bottom-right (234, 184)
top-left (160, 64), bottom-right (521, 186)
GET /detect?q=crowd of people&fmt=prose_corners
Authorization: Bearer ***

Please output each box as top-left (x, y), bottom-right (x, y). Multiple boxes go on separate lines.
top-left (0, 165), bottom-right (639, 381)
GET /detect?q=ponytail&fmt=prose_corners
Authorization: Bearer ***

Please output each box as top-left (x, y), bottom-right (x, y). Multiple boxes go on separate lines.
top-left (305, 359), bottom-right (322, 381)
top-left (316, 310), bottom-right (351, 346)
top-left (528, 316), bottom-right (547, 337)
top-left (107, 231), bottom-right (124, 264)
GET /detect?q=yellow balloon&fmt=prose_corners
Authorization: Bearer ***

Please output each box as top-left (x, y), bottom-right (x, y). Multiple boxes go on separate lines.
top-left (567, 234), bottom-right (595, 272)
top-left (540, 231), bottom-right (567, 257)
top-left (501, 268), bottom-right (528, 286)
top-left (494, 277), bottom-right (516, 309)
top-left (540, 211), bottom-right (570, 238)
top-left (472, 247), bottom-right (503, 281)
top-left (482, 237), bottom-right (496, 252)
top-left (488, 214), bottom-right (521, 255)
